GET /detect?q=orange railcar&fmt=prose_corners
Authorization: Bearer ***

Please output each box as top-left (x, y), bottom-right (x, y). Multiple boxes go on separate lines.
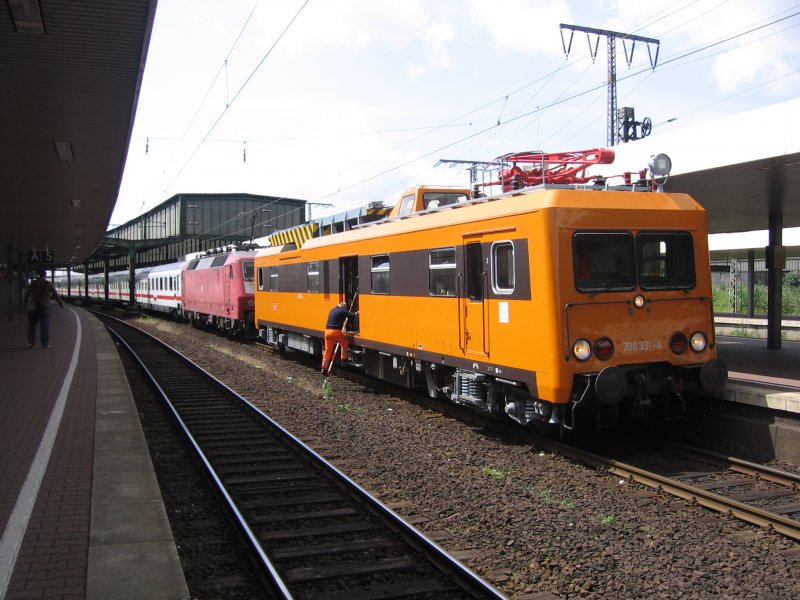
top-left (254, 180), bottom-right (726, 431)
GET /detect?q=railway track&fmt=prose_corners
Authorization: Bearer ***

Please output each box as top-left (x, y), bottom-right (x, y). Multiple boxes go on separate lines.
top-left (540, 437), bottom-right (800, 543)
top-left (98, 314), bottom-right (506, 600)
top-left (258, 336), bottom-right (800, 544)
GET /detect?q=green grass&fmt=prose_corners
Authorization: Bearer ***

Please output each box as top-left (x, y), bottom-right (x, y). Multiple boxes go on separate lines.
top-left (540, 488), bottom-right (575, 509)
top-left (482, 466), bottom-right (510, 479)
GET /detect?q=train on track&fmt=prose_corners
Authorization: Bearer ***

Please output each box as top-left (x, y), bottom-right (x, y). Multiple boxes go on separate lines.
top-left (57, 249), bottom-right (257, 336)
top-left (55, 148), bottom-right (727, 432)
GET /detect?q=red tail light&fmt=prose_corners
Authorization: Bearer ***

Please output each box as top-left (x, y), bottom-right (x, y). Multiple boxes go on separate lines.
top-left (595, 337), bottom-right (614, 360)
top-left (669, 332), bottom-right (688, 355)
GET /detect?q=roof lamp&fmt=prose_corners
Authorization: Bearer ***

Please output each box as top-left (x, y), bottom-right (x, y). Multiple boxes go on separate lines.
top-left (649, 153), bottom-right (672, 178)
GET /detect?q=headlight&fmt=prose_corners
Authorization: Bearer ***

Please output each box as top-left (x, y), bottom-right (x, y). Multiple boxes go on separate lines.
top-left (690, 331), bottom-right (707, 352)
top-left (649, 153), bottom-right (672, 177)
top-left (573, 338), bottom-right (592, 361)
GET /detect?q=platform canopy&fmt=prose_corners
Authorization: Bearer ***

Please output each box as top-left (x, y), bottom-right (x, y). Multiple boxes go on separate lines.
top-left (606, 98), bottom-right (800, 235)
top-left (0, 0), bottom-right (157, 269)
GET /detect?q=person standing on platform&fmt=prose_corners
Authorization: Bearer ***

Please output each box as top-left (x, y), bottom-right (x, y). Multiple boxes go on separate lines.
top-left (320, 301), bottom-right (358, 375)
top-left (23, 268), bottom-right (64, 349)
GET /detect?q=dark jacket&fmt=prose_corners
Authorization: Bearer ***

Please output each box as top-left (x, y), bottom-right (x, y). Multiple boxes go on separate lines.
top-left (326, 305), bottom-right (356, 329)
top-left (24, 277), bottom-right (63, 311)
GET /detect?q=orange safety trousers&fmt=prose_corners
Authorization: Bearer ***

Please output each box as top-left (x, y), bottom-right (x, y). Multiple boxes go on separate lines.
top-left (321, 328), bottom-right (350, 371)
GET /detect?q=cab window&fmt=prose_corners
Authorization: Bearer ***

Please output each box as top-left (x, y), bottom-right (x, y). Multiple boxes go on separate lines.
top-left (242, 261), bottom-right (254, 282)
top-left (573, 232), bottom-right (635, 292)
top-left (637, 232), bottom-right (695, 290)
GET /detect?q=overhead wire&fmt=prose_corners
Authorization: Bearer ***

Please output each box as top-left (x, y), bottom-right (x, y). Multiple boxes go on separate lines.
top-left (139, 0), bottom-right (263, 212)
top-left (174, 4), bottom-right (800, 244)
top-left (158, 0), bottom-right (311, 204)
top-left (320, 7), bottom-right (800, 207)
top-left (138, 2), bottom-right (800, 229)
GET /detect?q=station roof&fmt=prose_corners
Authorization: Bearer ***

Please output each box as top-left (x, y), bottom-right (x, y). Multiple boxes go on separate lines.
top-left (607, 98), bottom-right (800, 236)
top-left (0, 0), bottom-right (156, 269)
top-left (2, 0), bottom-right (798, 270)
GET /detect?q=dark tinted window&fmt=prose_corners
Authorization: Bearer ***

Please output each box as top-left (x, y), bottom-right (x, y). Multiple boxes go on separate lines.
top-left (211, 254), bottom-right (229, 268)
top-left (573, 233), bottom-right (635, 292)
top-left (466, 243), bottom-right (483, 301)
top-left (242, 261), bottom-right (254, 282)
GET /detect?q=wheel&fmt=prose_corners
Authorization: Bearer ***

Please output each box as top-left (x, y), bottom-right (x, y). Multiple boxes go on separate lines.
top-left (641, 116), bottom-right (652, 137)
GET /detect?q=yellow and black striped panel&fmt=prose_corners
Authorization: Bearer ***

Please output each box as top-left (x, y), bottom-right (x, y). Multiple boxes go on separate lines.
top-left (269, 223), bottom-right (318, 248)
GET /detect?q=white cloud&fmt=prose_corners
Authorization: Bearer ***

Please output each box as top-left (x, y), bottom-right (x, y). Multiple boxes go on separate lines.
top-left (257, 0), bottom-right (430, 54)
top-left (406, 63), bottom-right (426, 79)
top-left (426, 21), bottom-right (455, 68)
top-left (404, 20), bottom-right (455, 78)
top-left (468, 0), bottom-right (573, 57)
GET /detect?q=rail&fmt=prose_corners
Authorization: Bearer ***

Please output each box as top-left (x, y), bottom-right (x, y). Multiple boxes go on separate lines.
top-left (535, 437), bottom-right (800, 543)
top-left (99, 313), bottom-right (506, 599)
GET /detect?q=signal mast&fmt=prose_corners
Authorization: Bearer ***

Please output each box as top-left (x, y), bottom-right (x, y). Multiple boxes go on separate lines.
top-left (559, 24), bottom-right (660, 146)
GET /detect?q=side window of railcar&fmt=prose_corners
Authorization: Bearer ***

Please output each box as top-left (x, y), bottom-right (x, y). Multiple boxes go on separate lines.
top-left (307, 262), bottom-right (320, 292)
top-left (269, 266), bottom-right (279, 291)
top-left (637, 232), bottom-right (695, 290)
top-left (573, 232), bottom-right (635, 292)
top-left (371, 255), bottom-right (390, 294)
top-left (492, 241), bottom-right (515, 294)
top-left (429, 248), bottom-right (456, 296)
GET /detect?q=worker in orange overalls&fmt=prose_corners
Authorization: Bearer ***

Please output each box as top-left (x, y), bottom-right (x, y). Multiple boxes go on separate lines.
top-left (321, 302), bottom-right (358, 375)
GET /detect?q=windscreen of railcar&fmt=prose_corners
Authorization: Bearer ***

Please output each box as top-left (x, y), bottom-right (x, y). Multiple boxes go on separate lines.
top-left (636, 232), bottom-right (695, 290)
top-left (573, 233), bottom-right (635, 292)
top-left (423, 192), bottom-right (469, 210)
top-left (573, 231), bottom-right (695, 292)
top-left (242, 261), bottom-right (254, 281)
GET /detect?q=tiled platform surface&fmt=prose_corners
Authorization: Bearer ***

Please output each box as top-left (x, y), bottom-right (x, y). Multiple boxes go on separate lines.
top-left (0, 304), bottom-right (188, 600)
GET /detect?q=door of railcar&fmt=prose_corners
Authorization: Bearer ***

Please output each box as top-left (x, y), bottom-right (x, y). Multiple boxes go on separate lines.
top-left (339, 256), bottom-right (359, 330)
top-left (462, 241), bottom-right (487, 356)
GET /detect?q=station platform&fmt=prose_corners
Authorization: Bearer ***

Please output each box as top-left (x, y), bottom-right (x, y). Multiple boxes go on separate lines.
top-left (0, 305), bottom-right (798, 600)
top-left (0, 305), bottom-right (188, 600)
top-left (716, 336), bottom-right (800, 413)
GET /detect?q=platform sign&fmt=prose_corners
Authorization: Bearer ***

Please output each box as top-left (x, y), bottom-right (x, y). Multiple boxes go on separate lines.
top-left (28, 250), bottom-right (54, 263)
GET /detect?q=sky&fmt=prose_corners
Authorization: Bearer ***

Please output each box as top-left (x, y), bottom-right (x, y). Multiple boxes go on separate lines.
top-left (112, 0), bottom-right (800, 248)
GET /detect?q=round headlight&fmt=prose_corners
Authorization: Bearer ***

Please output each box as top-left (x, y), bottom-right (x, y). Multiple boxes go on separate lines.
top-left (573, 338), bottom-right (592, 361)
top-left (634, 294), bottom-right (645, 308)
top-left (649, 153), bottom-right (672, 177)
top-left (690, 331), bottom-right (707, 352)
